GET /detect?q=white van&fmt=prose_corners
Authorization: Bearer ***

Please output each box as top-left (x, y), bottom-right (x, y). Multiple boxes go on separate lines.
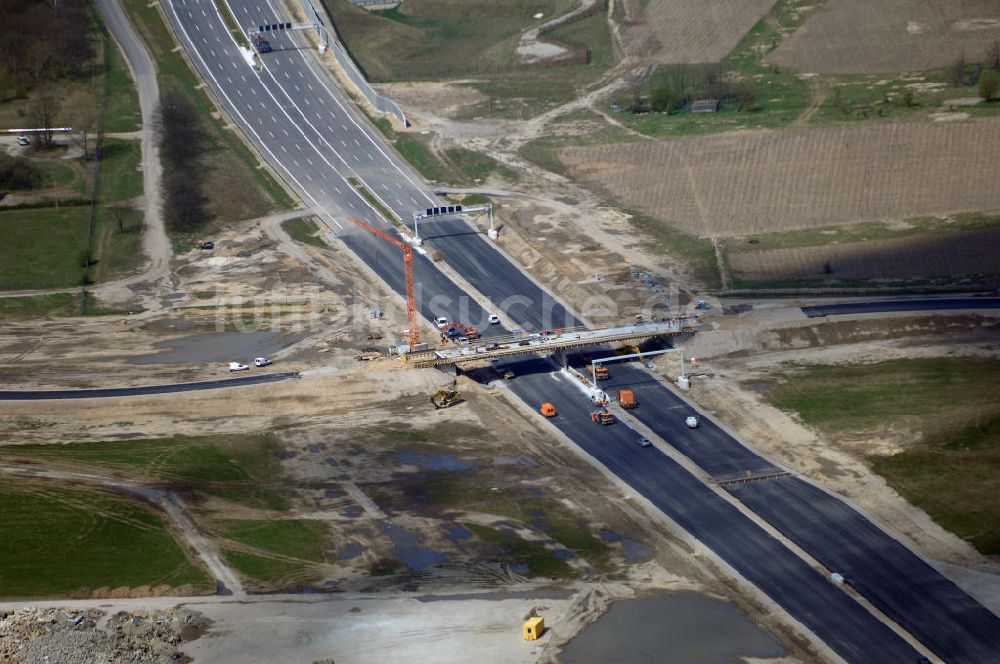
top-left (228, 362), bottom-right (249, 372)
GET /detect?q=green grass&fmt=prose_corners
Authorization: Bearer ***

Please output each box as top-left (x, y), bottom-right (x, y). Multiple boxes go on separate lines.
top-left (1, 434), bottom-right (291, 509)
top-left (220, 520), bottom-right (329, 561)
top-left (621, 208), bottom-right (720, 288)
top-left (102, 16), bottom-right (143, 134)
top-left (764, 358), bottom-right (1000, 435)
top-left (518, 123), bottom-right (639, 176)
top-left (282, 217), bottom-right (327, 247)
top-left (96, 139), bottom-right (143, 202)
top-left (872, 417), bottom-right (1000, 555)
top-left (465, 523), bottom-right (573, 578)
top-left (612, 17), bottom-right (809, 138)
top-left (0, 293), bottom-right (76, 318)
top-left (0, 207), bottom-right (91, 290)
top-left (0, 480), bottom-right (212, 597)
top-left (546, 6), bottom-right (614, 68)
top-left (443, 147), bottom-right (519, 184)
top-left (395, 134), bottom-right (449, 182)
top-left (120, 0), bottom-right (293, 223)
top-left (212, 0), bottom-right (251, 49)
top-left (223, 550), bottom-right (312, 584)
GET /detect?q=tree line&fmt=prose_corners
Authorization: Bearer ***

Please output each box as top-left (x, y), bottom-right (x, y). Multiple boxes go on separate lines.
top-left (627, 64), bottom-right (757, 115)
top-left (158, 90), bottom-right (211, 233)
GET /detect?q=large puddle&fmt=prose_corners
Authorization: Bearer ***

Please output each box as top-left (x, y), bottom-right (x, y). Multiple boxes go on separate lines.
top-left (131, 330), bottom-right (304, 365)
top-left (559, 592), bottom-right (785, 664)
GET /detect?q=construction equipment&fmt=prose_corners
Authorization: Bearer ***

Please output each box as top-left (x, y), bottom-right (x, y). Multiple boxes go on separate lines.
top-left (618, 388), bottom-right (637, 408)
top-left (522, 616), bottom-right (545, 641)
top-left (540, 403), bottom-right (557, 417)
top-left (593, 365), bottom-right (609, 381)
top-left (347, 217), bottom-right (420, 351)
top-left (591, 409), bottom-right (615, 425)
top-left (430, 389), bottom-right (462, 409)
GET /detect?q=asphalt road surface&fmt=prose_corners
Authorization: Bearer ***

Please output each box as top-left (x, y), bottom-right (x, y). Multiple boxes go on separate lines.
top-left (91, 0), bottom-right (1000, 659)
top-left (0, 372), bottom-right (298, 400)
top-left (803, 297), bottom-right (1000, 317)
top-left (489, 358), bottom-right (920, 663)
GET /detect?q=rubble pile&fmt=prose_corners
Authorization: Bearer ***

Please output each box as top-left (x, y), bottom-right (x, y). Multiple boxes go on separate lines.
top-left (0, 607), bottom-right (208, 663)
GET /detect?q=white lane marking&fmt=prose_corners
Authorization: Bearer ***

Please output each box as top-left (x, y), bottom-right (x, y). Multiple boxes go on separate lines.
top-left (268, 130), bottom-right (275, 138)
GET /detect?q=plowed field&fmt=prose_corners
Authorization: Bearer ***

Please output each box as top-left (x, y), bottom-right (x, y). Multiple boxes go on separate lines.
top-left (559, 117), bottom-right (1000, 236)
top-left (768, 0), bottom-right (1000, 74)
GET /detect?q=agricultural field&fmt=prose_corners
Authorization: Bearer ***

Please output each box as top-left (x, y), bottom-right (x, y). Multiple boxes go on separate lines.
top-left (618, 0), bottom-right (776, 65)
top-left (768, 0), bottom-right (1000, 75)
top-left (761, 358), bottom-right (1000, 555)
top-left (558, 116), bottom-right (1000, 236)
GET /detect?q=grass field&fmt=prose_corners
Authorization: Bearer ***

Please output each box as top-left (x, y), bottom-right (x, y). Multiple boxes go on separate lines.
top-left (465, 523), bottom-right (573, 578)
top-left (0, 480), bottom-right (212, 597)
top-left (0, 434), bottom-right (291, 510)
top-left (0, 293), bottom-right (77, 318)
top-left (120, 0), bottom-right (293, 227)
top-left (0, 207), bottom-right (92, 290)
top-left (220, 520), bottom-right (329, 561)
top-left (282, 217), bottom-right (327, 247)
top-left (762, 358), bottom-right (1000, 554)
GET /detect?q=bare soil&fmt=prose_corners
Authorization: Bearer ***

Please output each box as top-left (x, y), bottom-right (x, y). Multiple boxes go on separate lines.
top-left (768, 0), bottom-right (1000, 74)
top-left (558, 116), bottom-right (1000, 236)
top-left (728, 225), bottom-right (1000, 281)
top-left (619, 0), bottom-right (776, 65)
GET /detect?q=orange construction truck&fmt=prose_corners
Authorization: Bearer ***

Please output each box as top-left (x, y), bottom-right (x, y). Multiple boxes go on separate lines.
top-left (618, 389), bottom-right (637, 408)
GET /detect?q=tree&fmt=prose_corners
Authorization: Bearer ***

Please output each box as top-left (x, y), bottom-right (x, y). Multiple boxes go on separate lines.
top-left (650, 86), bottom-right (677, 113)
top-left (30, 93), bottom-right (60, 148)
top-left (950, 53), bottom-right (967, 87)
top-left (738, 86), bottom-right (758, 110)
top-left (987, 40), bottom-right (1000, 70)
top-left (110, 205), bottom-right (133, 233)
top-left (979, 73), bottom-right (999, 101)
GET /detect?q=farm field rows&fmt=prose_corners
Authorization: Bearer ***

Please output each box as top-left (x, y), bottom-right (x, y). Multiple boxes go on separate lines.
top-left (559, 116), bottom-right (1000, 236)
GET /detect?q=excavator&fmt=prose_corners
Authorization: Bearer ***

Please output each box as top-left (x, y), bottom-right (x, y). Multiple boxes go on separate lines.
top-left (591, 408), bottom-right (615, 425)
top-left (430, 389), bottom-right (463, 409)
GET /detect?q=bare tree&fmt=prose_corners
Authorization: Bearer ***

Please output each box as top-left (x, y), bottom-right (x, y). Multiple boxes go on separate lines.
top-left (30, 93), bottom-right (60, 148)
top-left (950, 53), bottom-right (967, 87)
top-left (111, 205), bottom-right (132, 233)
top-left (988, 40), bottom-right (1000, 70)
top-left (980, 73), bottom-right (999, 101)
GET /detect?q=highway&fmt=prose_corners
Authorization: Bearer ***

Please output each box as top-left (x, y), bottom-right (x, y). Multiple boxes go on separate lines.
top-left (487, 358), bottom-right (920, 663)
top-left (802, 297), bottom-right (1000, 317)
top-left (99, 0), bottom-right (1000, 659)
top-left (0, 372), bottom-right (298, 400)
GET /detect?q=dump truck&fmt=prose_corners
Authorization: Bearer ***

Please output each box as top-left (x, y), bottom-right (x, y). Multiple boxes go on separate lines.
top-left (540, 403), bottom-right (557, 417)
top-left (591, 409), bottom-right (615, 425)
top-left (618, 388), bottom-right (637, 408)
top-left (430, 389), bottom-right (462, 409)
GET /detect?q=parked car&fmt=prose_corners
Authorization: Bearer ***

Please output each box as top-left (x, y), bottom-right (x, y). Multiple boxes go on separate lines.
top-left (435, 317), bottom-right (449, 328)
top-left (253, 357), bottom-right (272, 367)
top-left (16, 135), bottom-right (29, 146)
top-left (488, 314), bottom-right (500, 325)
top-left (685, 415), bottom-right (699, 429)
top-left (637, 437), bottom-right (652, 448)
top-left (228, 362), bottom-right (249, 372)
top-left (198, 241), bottom-right (214, 250)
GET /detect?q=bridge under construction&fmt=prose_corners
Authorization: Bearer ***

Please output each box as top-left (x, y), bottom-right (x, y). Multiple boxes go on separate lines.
top-left (405, 319), bottom-right (697, 368)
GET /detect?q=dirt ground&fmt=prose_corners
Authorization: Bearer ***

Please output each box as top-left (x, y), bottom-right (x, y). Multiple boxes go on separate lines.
top-left (671, 310), bottom-right (1000, 611)
top-left (728, 225), bottom-right (1000, 282)
top-left (558, 116), bottom-right (1000, 236)
top-left (768, 0), bottom-right (1000, 74)
top-left (619, 0), bottom-right (776, 65)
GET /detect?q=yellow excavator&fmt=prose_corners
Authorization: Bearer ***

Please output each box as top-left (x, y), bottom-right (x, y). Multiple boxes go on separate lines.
top-left (430, 389), bottom-right (463, 409)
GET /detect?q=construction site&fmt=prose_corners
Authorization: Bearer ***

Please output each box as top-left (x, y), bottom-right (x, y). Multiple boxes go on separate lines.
top-left (2, 0), bottom-right (1000, 661)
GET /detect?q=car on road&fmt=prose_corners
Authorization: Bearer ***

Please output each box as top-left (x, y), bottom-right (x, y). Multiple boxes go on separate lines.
top-left (228, 362), bottom-right (249, 372)
top-left (685, 415), bottom-right (699, 429)
top-left (253, 357), bottom-right (272, 367)
top-left (488, 314), bottom-right (500, 325)
top-left (435, 317), bottom-right (449, 328)
top-left (16, 135), bottom-right (29, 146)
top-left (638, 437), bottom-right (652, 447)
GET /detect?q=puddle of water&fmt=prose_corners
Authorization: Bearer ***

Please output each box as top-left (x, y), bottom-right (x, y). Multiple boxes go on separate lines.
top-left (306, 443), bottom-right (320, 453)
top-left (379, 523), bottom-right (447, 570)
top-left (621, 539), bottom-right (650, 564)
top-left (754, 382), bottom-right (774, 393)
top-left (552, 549), bottom-right (575, 560)
top-left (492, 455), bottom-right (538, 468)
top-left (559, 592), bottom-right (785, 664)
top-left (324, 488), bottom-right (345, 499)
top-left (131, 330), bottom-right (304, 365)
top-left (417, 589), bottom-right (574, 602)
top-left (337, 542), bottom-right (363, 560)
top-left (598, 531), bottom-right (620, 543)
top-left (396, 449), bottom-right (477, 472)
top-left (325, 458), bottom-right (340, 467)
top-left (276, 451), bottom-right (297, 460)
top-left (444, 523), bottom-right (473, 542)
top-left (342, 505), bottom-right (363, 518)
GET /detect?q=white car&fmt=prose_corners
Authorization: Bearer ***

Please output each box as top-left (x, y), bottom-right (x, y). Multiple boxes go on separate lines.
top-left (435, 317), bottom-right (449, 328)
top-left (685, 416), bottom-right (699, 429)
top-left (228, 362), bottom-right (250, 372)
top-left (253, 357), bottom-right (272, 367)
top-left (488, 314), bottom-right (500, 325)
top-left (17, 135), bottom-right (30, 146)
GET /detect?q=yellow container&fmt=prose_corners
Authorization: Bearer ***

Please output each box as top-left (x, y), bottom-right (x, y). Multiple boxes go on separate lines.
top-left (523, 616), bottom-right (545, 641)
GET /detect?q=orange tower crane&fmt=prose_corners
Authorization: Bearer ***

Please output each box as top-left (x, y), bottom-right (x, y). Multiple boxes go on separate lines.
top-left (346, 216), bottom-right (420, 349)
